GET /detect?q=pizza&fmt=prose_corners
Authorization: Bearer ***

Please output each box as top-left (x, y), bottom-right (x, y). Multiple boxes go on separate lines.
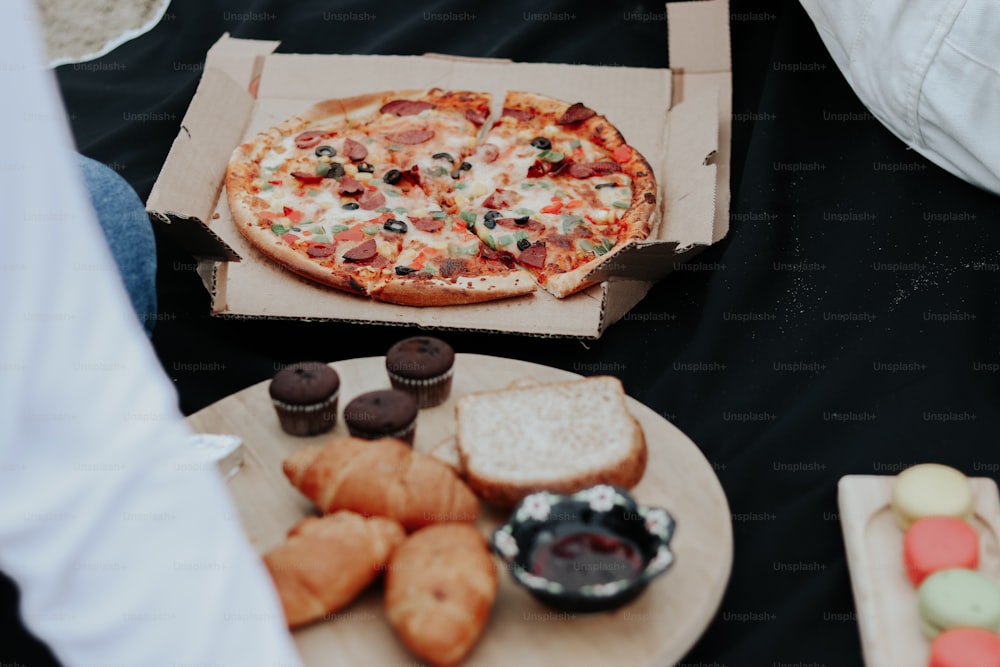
top-left (225, 89), bottom-right (657, 306)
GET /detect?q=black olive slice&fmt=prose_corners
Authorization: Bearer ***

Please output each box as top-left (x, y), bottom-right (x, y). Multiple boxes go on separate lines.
top-left (383, 218), bottom-right (408, 234)
top-left (325, 162), bottom-right (345, 179)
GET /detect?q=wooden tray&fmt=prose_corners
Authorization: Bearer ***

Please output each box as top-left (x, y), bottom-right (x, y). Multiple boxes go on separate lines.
top-left (838, 474), bottom-right (1000, 666)
top-left (185, 354), bottom-right (733, 667)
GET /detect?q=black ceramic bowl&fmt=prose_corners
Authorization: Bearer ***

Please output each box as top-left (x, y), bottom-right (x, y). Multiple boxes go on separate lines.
top-left (491, 485), bottom-right (676, 613)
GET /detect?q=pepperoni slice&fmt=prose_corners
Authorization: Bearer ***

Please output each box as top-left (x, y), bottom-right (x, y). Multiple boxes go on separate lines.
top-left (410, 216), bottom-right (445, 233)
top-left (370, 255), bottom-right (390, 270)
top-left (294, 131), bottom-right (325, 149)
top-left (384, 129), bottom-right (435, 145)
top-left (465, 108), bottom-right (488, 126)
top-left (527, 160), bottom-right (552, 178)
top-left (342, 137), bottom-right (368, 161)
top-left (496, 217), bottom-right (544, 233)
top-left (479, 143), bottom-right (499, 163)
top-left (482, 188), bottom-right (514, 210)
top-left (501, 107), bottom-right (533, 121)
top-left (518, 242), bottom-right (547, 268)
top-left (358, 188), bottom-right (386, 210)
top-left (588, 161), bottom-right (622, 173)
top-left (290, 171), bottom-right (324, 184)
top-left (342, 238), bottom-right (377, 262)
top-left (557, 102), bottom-right (596, 125)
top-left (379, 100), bottom-right (436, 116)
top-left (306, 243), bottom-right (335, 258)
top-left (480, 246), bottom-right (516, 266)
top-left (568, 161), bottom-right (622, 179)
top-left (338, 176), bottom-right (364, 195)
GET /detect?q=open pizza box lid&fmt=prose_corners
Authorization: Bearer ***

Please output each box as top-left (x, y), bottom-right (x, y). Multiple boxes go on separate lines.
top-left (146, 0), bottom-right (732, 338)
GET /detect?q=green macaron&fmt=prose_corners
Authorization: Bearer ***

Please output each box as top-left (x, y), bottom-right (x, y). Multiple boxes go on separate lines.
top-left (917, 568), bottom-right (1000, 639)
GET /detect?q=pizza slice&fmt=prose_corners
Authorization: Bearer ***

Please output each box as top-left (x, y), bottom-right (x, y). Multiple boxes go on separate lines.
top-left (369, 210), bottom-right (535, 306)
top-left (234, 160), bottom-right (441, 293)
top-left (227, 109), bottom-right (454, 297)
top-left (459, 92), bottom-right (657, 297)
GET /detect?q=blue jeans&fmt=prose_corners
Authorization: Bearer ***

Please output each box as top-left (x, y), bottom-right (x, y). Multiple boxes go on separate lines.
top-left (76, 154), bottom-right (158, 336)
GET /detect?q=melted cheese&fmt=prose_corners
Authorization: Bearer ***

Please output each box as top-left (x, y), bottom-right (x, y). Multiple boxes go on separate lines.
top-left (246, 97), bottom-right (646, 283)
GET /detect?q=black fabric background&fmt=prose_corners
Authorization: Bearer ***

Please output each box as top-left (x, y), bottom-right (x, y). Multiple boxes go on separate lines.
top-left (5, 0), bottom-right (1000, 665)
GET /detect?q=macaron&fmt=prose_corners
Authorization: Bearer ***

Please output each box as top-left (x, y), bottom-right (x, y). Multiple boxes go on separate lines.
top-left (917, 568), bottom-right (1000, 639)
top-left (903, 516), bottom-right (980, 585)
top-left (929, 627), bottom-right (1000, 667)
top-left (891, 463), bottom-right (973, 530)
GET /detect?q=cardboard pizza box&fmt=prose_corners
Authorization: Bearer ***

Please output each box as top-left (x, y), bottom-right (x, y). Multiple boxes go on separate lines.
top-left (146, 0), bottom-right (732, 338)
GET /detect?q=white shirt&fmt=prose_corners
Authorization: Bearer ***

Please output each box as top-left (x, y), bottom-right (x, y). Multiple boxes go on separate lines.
top-left (800, 0), bottom-right (1000, 196)
top-left (0, 4), bottom-right (305, 665)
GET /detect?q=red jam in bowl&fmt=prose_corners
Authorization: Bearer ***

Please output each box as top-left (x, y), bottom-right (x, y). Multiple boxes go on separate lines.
top-left (530, 530), bottom-right (645, 588)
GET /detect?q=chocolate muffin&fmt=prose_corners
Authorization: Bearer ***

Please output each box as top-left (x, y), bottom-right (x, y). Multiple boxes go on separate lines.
top-left (268, 362), bottom-right (340, 436)
top-left (385, 336), bottom-right (455, 408)
top-left (343, 389), bottom-right (418, 445)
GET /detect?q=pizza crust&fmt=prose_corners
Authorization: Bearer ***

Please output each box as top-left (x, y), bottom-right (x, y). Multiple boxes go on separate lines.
top-left (371, 272), bottom-right (536, 307)
top-left (502, 90), bottom-right (579, 118)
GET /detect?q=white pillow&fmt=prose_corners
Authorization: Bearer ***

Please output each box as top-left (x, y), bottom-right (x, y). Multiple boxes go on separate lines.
top-left (799, 0), bottom-right (1000, 196)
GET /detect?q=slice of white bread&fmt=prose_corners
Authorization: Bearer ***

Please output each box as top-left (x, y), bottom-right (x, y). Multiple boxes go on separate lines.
top-left (429, 377), bottom-right (543, 476)
top-left (455, 375), bottom-right (647, 507)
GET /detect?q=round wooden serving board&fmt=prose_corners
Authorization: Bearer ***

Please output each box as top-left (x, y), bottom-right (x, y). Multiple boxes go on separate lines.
top-left (185, 354), bottom-right (733, 667)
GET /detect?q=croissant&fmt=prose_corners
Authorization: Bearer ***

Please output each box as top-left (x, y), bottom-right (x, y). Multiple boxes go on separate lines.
top-left (262, 510), bottom-right (405, 628)
top-left (282, 436), bottom-right (479, 531)
top-left (385, 523), bottom-right (498, 667)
